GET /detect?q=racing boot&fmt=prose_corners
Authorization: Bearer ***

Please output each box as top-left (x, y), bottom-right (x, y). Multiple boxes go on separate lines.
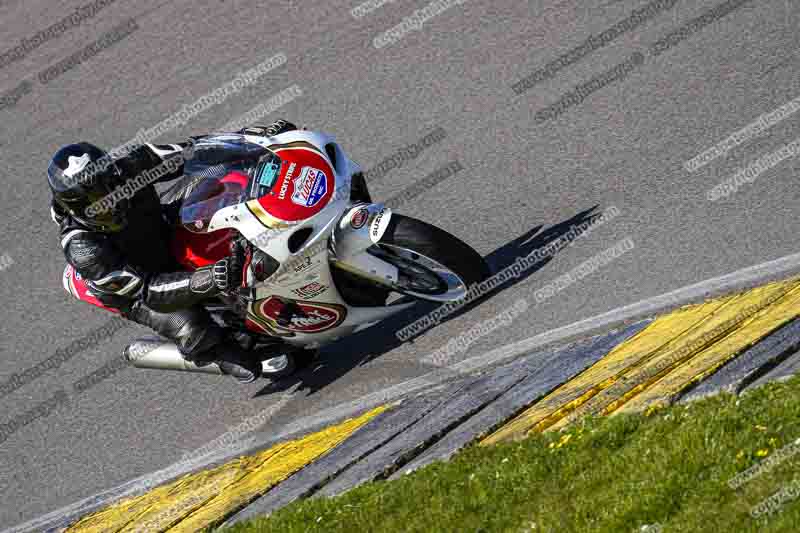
top-left (210, 341), bottom-right (263, 384)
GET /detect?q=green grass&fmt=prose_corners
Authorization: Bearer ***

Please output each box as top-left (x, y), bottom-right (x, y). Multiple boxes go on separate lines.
top-left (226, 375), bottom-right (800, 532)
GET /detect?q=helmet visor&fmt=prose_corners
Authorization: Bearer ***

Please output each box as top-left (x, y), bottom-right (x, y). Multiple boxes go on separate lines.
top-left (52, 162), bottom-right (128, 231)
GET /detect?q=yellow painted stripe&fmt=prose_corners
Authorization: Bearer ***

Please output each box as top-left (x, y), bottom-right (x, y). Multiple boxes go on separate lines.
top-left (617, 283), bottom-right (800, 414)
top-left (482, 278), bottom-right (800, 444)
top-left (480, 299), bottom-right (730, 444)
top-left (67, 406), bottom-right (387, 533)
top-left (548, 280), bottom-right (795, 430)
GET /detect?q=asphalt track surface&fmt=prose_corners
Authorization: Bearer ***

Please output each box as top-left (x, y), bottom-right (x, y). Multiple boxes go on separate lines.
top-left (0, 0), bottom-right (798, 528)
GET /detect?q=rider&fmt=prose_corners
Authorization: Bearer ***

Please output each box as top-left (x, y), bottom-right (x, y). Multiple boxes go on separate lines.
top-left (48, 121), bottom-right (297, 384)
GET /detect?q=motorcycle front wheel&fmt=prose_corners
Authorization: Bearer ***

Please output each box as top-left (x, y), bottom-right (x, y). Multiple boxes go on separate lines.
top-left (370, 214), bottom-right (490, 302)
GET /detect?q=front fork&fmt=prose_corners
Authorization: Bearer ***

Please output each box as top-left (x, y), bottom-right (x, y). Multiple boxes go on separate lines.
top-left (330, 203), bottom-right (397, 287)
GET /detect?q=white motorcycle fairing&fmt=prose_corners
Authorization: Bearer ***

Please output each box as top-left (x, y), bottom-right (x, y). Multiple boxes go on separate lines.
top-left (193, 130), bottom-right (413, 348)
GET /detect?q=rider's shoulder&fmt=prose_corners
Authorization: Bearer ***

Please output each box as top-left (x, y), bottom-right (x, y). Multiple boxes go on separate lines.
top-left (59, 220), bottom-right (107, 249)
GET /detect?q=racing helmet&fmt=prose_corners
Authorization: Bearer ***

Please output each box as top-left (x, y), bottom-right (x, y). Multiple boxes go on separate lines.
top-left (47, 142), bottom-right (128, 232)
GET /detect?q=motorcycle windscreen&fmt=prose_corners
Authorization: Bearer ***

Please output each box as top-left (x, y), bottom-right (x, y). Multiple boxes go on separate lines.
top-left (179, 134), bottom-right (283, 233)
top-left (179, 173), bottom-right (249, 233)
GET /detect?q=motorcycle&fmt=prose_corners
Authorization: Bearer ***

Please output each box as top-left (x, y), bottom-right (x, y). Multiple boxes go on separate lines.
top-left (63, 130), bottom-right (490, 379)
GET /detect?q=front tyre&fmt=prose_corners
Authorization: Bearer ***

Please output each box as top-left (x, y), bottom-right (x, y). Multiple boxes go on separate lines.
top-left (373, 214), bottom-right (490, 301)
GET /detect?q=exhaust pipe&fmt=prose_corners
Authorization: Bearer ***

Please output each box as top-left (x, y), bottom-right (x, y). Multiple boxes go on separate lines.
top-left (124, 339), bottom-right (225, 375)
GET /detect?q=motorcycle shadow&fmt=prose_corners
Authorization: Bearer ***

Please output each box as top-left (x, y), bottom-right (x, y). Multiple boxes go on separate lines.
top-left (256, 205), bottom-right (605, 398)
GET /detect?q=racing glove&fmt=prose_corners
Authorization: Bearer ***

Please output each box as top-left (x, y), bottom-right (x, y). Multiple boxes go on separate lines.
top-left (212, 253), bottom-right (243, 292)
top-left (140, 252), bottom-right (242, 312)
top-left (238, 119), bottom-right (298, 137)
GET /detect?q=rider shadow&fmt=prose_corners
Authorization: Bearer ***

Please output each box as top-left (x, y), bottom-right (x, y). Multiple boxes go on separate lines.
top-left (255, 205), bottom-right (604, 397)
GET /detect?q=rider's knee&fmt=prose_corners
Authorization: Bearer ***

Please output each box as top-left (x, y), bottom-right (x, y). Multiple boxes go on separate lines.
top-left (124, 302), bottom-right (224, 361)
top-left (174, 318), bottom-right (224, 362)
